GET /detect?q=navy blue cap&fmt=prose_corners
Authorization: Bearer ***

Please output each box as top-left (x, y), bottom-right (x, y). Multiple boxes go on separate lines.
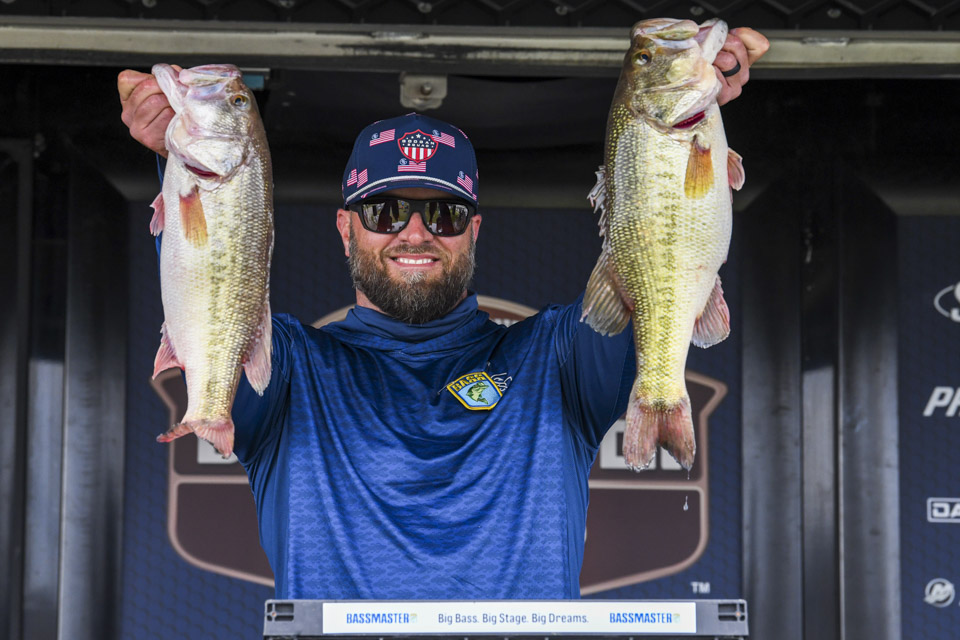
top-left (342, 113), bottom-right (478, 206)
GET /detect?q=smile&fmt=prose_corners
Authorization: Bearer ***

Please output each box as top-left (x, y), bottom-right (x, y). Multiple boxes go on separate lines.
top-left (395, 258), bottom-right (435, 265)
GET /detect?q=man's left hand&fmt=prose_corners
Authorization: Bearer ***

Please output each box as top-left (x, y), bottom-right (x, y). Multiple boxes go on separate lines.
top-left (714, 28), bottom-right (770, 106)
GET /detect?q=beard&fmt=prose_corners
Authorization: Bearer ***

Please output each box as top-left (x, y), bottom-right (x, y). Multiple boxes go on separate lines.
top-left (348, 225), bottom-right (476, 324)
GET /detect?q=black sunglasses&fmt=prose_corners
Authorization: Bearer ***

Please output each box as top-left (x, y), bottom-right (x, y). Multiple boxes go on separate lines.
top-left (346, 197), bottom-right (476, 237)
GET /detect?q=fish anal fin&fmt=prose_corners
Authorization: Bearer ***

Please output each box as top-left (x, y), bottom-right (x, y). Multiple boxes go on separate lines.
top-left (684, 137), bottom-right (713, 199)
top-left (150, 192), bottom-right (165, 236)
top-left (692, 275), bottom-right (730, 348)
top-left (243, 300), bottom-right (273, 395)
top-left (179, 185), bottom-right (208, 248)
top-left (623, 394), bottom-right (695, 471)
top-left (727, 148), bottom-right (745, 191)
top-left (152, 321), bottom-right (182, 378)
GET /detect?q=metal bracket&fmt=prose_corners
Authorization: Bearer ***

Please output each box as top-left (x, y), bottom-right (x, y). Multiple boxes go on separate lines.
top-left (399, 73), bottom-right (447, 110)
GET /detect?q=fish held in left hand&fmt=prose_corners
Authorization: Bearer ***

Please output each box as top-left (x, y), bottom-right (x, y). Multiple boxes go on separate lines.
top-left (582, 19), bottom-right (744, 471)
top-left (150, 63), bottom-right (274, 458)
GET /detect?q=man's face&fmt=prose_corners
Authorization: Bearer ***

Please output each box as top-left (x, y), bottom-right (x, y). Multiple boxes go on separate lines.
top-left (336, 187), bottom-right (482, 324)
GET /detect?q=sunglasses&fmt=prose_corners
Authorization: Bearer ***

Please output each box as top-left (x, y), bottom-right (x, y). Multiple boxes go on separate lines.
top-left (346, 197), bottom-right (476, 237)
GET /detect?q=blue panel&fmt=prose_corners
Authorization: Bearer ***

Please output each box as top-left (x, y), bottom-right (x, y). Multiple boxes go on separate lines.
top-left (898, 217), bottom-right (960, 639)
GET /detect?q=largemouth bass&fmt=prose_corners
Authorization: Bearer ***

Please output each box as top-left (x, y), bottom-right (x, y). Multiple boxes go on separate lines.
top-left (582, 19), bottom-right (744, 471)
top-left (150, 63), bottom-right (274, 457)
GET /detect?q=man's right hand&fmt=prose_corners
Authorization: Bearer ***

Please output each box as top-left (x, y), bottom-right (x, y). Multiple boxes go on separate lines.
top-left (118, 67), bottom-right (180, 157)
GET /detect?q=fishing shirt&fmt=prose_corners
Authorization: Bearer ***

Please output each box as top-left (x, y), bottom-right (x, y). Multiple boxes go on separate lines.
top-left (230, 293), bottom-right (635, 599)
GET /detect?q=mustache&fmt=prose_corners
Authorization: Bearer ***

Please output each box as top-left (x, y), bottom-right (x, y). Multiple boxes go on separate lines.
top-left (385, 244), bottom-right (437, 257)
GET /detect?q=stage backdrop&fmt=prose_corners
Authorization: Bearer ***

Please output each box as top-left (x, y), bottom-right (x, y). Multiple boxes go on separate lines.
top-left (898, 216), bottom-right (960, 639)
top-left (120, 200), bottom-right (743, 639)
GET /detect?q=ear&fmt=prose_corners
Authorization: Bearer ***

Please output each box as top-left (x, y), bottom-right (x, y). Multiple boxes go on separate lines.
top-left (336, 209), bottom-right (352, 256)
top-left (471, 213), bottom-right (482, 242)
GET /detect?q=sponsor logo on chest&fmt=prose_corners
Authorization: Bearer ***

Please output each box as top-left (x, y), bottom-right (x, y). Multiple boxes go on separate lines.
top-left (446, 372), bottom-right (502, 410)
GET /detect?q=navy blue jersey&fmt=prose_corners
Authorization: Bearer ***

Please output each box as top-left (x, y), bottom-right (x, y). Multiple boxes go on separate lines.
top-left (229, 294), bottom-right (634, 599)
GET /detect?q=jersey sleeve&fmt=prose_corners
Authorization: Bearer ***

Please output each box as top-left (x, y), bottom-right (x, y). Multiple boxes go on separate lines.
top-left (554, 294), bottom-right (636, 450)
top-left (232, 316), bottom-right (293, 464)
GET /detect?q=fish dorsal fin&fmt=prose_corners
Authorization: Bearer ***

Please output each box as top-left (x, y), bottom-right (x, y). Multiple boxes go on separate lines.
top-left (691, 275), bottom-right (730, 348)
top-left (179, 185), bottom-right (208, 248)
top-left (684, 136), bottom-right (713, 199)
top-left (727, 148), bottom-right (745, 191)
top-left (581, 165), bottom-right (632, 336)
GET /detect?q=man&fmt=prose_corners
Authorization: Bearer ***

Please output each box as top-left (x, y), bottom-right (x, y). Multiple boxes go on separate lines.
top-left (118, 29), bottom-right (768, 600)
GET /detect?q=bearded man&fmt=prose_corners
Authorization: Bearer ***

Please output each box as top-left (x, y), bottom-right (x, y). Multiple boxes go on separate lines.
top-left (117, 28), bottom-right (767, 600)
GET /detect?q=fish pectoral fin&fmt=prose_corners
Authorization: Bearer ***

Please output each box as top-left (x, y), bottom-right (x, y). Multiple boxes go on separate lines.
top-left (727, 148), bottom-right (745, 191)
top-left (581, 246), bottom-right (632, 336)
top-left (691, 275), bottom-right (731, 348)
top-left (152, 321), bottom-right (182, 378)
top-left (149, 192), bottom-right (165, 235)
top-left (684, 137), bottom-right (713, 199)
top-left (243, 299), bottom-right (273, 395)
top-left (179, 185), bottom-right (209, 248)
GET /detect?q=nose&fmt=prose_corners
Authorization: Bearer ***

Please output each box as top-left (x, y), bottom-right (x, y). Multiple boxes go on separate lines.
top-left (396, 210), bottom-right (431, 244)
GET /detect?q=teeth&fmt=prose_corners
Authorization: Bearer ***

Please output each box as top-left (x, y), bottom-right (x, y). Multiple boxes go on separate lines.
top-left (395, 257), bottom-right (433, 265)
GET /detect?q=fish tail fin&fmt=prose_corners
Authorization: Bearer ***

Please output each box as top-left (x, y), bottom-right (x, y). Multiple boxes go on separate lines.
top-left (157, 417), bottom-right (235, 458)
top-left (623, 394), bottom-right (695, 471)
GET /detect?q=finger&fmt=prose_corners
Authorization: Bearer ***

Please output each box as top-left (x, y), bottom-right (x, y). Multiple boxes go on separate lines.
top-left (714, 49), bottom-right (740, 77)
top-left (130, 92), bottom-right (172, 132)
top-left (731, 28), bottom-right (770, 65)
top-left (118, 69), bottom-right (152, 103)
top-left (121, 78), bottom-right (166, 129)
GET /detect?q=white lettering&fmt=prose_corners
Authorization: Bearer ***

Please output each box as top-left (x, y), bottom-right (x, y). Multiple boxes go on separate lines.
top-left (924, 387), bottom-right (956, 416)
top-left (691, 581), bottom-right (711, 594)
top-left (949, 390), bottom-right (960, 417)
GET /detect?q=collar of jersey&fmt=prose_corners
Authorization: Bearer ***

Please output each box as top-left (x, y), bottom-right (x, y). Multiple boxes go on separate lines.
top-left (322, 292), bottom-right (497, 353)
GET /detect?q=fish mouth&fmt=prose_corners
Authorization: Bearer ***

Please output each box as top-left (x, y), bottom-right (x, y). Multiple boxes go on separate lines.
top-left (673, 111), bottom-right (706, 129)
top-left (184, 163), bottom-right (221, 179)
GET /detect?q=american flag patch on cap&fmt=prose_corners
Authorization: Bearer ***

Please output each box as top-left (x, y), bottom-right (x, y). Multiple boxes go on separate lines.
top-left (369, 129), bottom-right (395, 146)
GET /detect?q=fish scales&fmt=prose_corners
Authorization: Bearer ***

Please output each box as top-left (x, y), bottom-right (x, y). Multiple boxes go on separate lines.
top-left (151, 64), bottom-right (274, 458)
top-left (583, 19), bottom-right (741, 470)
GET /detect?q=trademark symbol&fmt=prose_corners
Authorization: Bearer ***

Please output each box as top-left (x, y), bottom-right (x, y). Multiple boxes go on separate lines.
top-left (691, 581), bottom-right (711, 594)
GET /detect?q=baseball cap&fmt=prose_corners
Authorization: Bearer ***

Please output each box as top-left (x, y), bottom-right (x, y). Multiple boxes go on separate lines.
top-left (342, 113), bottom-right (479, 206)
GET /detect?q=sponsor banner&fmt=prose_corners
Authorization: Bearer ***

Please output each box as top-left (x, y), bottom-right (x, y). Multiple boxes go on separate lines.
top-left (897, 216), bottom-right (960, 637)
top-left (927, 498), bottom-right (960, 524)
top-left (321, 601), bottom-right (697, 635)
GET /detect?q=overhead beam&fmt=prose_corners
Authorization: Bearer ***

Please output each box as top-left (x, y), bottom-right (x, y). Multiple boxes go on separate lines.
top-left (1, 17), bottom-right (959, 78)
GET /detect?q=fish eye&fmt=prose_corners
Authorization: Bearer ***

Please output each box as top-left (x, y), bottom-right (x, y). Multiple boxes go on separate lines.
top-left (632, 50), bottom-right (652, 66)
top-left (231, 94), bottom-right (249, 108)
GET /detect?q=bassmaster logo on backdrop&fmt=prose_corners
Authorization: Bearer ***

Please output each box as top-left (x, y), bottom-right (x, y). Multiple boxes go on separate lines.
top-left (934, 281), bottom-right (960, 323)
top-left (153, 295), bottom-right (726, 594)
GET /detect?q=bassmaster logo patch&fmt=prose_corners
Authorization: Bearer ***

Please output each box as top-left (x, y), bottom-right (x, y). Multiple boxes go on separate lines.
top-left (446, 372), bottom-right (502, 410)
